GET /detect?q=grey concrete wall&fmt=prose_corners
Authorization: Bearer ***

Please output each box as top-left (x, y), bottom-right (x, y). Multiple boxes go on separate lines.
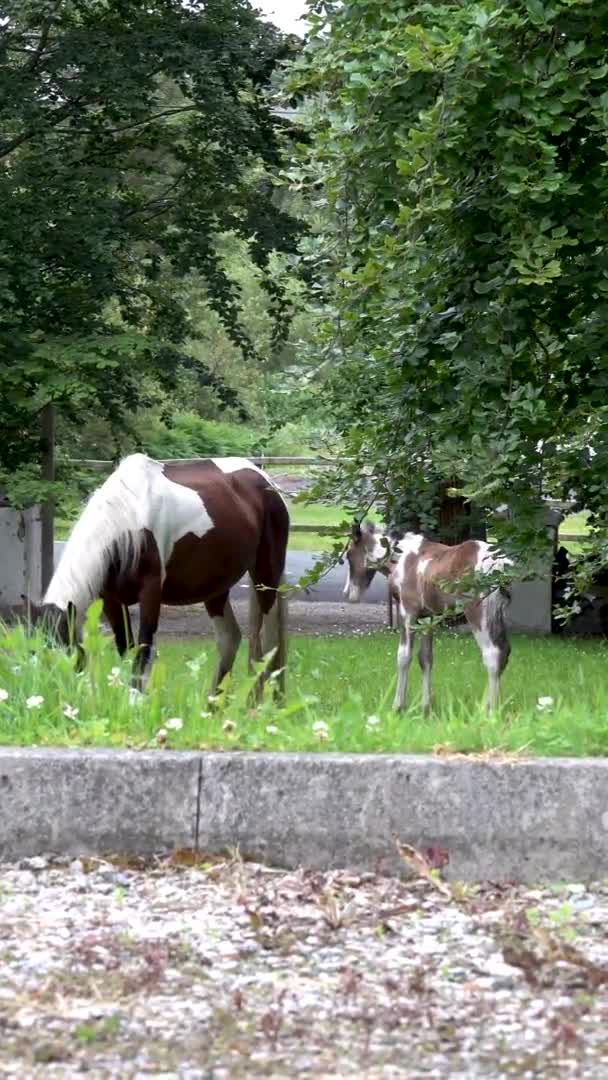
top-left (506, 579), bottom-right (552, 633)
top-left (2, 748), bottom-right (608, 883)
top-left (0, 748), bottom-right (200, 858)
top-left (0, 506), bottom-right (43, 612)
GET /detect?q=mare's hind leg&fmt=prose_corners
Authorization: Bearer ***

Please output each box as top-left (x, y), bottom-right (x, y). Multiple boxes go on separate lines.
top-left (394, 614), bottom-right (415, 711)
top-left (132, 578), bottom-right (161, 692)
top-left (248, 583), bottom-right (264, 669)
top-left (205, 594), bottom-right (242, 697)
top-left (466, 594), bottom-right (511, 714)
top-left (418, 630), bottom-right (434, 715)
top-left (250, 490), bottom-right (289, 699)
top-left (103, 596), bottom-right (134, 656)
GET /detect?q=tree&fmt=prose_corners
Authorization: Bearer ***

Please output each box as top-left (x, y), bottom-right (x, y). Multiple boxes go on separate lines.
top-left (0, 0), bottom-right (301, 501)
top-left (287, 0), bottom-right (608, 571)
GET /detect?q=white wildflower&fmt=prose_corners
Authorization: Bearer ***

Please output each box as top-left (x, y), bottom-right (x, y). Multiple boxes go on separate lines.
top-left (0, 689), bottom-right (8, 703)
top-left (128, 687), bottom-right (144, 707)
top-left (222, 720), bottom-right (236, 733)
top-left (366, 715), bottom-right (380, 729)
top-left (107, 666), bottom-right (122, 687)
top-left (165, 717), bottom-right (183, 731)
top-left (312, 720), bottom-right (329, 742)
top-left (265, 724), bottom-right (279, 735)
top-left (537, 696), bottom-right (554, 712)
top-left (63, 704), bottom-right (79, 721)
top-left (25, 695), bottom-right (44, 709)
top-left (156, 727), bottom-right (168, 742)
top-left (200, 710), bottom-right (212, 720)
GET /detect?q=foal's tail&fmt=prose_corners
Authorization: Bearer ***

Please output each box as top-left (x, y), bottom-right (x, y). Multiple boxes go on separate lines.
top-left (484, 586), bottom-right (511, 674)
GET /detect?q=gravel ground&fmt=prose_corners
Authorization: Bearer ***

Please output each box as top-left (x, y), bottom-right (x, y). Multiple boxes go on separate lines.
top-left (2, 853), bottom-right (608, 1077)
top-left (152, 600), bottom-right (389, 640)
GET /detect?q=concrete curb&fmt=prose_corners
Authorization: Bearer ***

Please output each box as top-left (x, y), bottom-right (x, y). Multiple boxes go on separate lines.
top-left (1, 748), bottom-right (607, 882)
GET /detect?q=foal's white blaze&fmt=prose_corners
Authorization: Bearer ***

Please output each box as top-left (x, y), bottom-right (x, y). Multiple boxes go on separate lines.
top-left (44, 453), bottom-right (214, 614)
top-left (343, 560), bottom-right (351, 597)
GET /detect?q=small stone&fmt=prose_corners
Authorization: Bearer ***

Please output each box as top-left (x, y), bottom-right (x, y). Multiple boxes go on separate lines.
top-left (21, 856), bottom-right (48, 872)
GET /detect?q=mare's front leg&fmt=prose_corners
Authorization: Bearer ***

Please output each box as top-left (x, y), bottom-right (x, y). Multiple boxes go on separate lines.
top-left (394, 613), bottom-right (415, 712)
top-left (132, 578), bottom-right (162, 692)
top-left (102, 596), bottom-right (134, 657)
top-left (205, 594), bottom-right (242, 698)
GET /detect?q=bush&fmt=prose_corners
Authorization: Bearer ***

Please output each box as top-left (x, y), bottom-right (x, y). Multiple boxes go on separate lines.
top-left (143, 412), bottom-right (259, 460)
top-left (255, 420), bottom-right (317, 458)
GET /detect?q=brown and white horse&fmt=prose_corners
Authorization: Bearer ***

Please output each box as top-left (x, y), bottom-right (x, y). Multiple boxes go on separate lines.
top-left (31, 454), bottom-right (289, 697)
top-left (345, 522), bottom-right (512, 714)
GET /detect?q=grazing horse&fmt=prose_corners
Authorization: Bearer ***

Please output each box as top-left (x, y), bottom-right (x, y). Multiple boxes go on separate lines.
top-left (345, 522), bottom-right (512, 714)
top-left (30, 454), bottom-right (289, 696)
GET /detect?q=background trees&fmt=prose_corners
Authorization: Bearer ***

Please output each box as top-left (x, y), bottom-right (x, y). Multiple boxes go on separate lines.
top-left (0, 0), bottom-right (302, 500)
top-left (288, 0), bottom-right (608, 566)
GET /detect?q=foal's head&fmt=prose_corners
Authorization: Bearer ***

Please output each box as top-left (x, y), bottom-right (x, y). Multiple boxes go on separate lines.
top-left (344, 521), bottom-right (388, 602)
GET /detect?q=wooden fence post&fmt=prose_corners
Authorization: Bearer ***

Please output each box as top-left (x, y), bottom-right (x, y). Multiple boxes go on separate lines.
top-left (40, 403), bottom-right (56, 594)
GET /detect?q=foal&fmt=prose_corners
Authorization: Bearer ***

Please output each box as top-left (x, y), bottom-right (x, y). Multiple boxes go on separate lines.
top-left (30, 454), bottom-right (289, 698)
top-left (345, 522), bottom-right (512, 714)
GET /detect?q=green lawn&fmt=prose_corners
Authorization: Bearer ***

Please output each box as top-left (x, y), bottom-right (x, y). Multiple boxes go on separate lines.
top-left (2, 610), bottom-right (608, 756)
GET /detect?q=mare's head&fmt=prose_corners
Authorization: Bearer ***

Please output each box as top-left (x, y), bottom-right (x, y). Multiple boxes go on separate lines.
top-left (344, 521), bottom-right (388, 603)
top-left (26, 600), bottom-right (85, 666)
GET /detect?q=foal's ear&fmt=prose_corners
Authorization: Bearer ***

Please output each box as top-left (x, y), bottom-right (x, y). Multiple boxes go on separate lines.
top-left (351, 521), bottom-right (362, 541)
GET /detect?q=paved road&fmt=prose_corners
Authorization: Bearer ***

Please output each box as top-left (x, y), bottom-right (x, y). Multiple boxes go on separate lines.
top-left (53, 543), bottom-right (388, 605)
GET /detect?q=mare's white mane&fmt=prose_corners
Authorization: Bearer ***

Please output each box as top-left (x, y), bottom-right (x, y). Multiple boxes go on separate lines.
top-left (44, 454), bottom-right (156, 614)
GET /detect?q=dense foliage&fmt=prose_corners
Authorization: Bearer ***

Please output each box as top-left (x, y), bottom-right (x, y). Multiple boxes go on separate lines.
top-left (0, 0), bottom-right (301, 499)
top-left (288, 0), bottom-right (608, 569)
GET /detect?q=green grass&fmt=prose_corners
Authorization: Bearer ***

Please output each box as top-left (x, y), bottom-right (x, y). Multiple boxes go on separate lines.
top-left (2, 607), bottom-right (608, 757)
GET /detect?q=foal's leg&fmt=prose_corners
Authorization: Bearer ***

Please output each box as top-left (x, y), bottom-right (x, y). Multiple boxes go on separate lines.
top-left (103, 596), bottom-right (134, 656)
top-left (467, 593), bottom-right (511, 714)
top-left (418, 630), bottom-right (434, 715)
top-left (132, 579), bottom-right (161, 691)
top-left (205, 594), bottom-right (242, 696)
top-left (394, 614), bottom-right (415, 712)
